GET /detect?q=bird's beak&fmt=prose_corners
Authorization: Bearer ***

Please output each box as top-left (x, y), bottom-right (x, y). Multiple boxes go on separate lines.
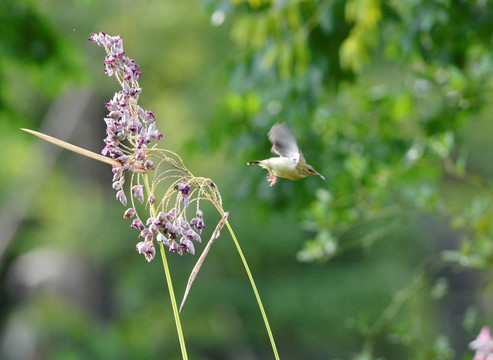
top-left (315, 172), bottom-right (325, 180)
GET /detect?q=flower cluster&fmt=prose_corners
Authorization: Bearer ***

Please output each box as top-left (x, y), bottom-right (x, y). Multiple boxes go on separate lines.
top-left (470, 326), bottom-right (493, 360)
top-left (90, 32), bottom-right (217, 262)
top-left (89, 32), bottom-right (161, 199)
top-left (124, 202), bottom-right (205, 261)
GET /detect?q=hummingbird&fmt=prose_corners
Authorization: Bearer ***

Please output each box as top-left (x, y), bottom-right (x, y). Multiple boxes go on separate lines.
top-left (247, 123), bottom-right (325, 186)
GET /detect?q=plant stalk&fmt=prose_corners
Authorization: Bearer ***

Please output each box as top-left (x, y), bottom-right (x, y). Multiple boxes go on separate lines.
top-left (143, 174), bottom-right (188, 360)
top-left (223, 216), bottom-right (280, 360)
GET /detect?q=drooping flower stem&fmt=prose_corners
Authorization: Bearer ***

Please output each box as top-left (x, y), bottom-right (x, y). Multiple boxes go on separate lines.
top-left (223, 219), bottom-right (280, 360)
top-left (202, 195), bottom-right (279, 359)
top-left (143, 173), bottom-right (188, 360)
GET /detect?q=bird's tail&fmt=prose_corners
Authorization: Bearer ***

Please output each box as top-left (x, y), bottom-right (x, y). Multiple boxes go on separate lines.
top-left (247, 161), bottom-right (260, 165)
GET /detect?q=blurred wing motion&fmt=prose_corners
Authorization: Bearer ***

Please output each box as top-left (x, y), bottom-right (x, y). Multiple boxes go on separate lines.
top-left (268, 123), bottom-right (304, 163)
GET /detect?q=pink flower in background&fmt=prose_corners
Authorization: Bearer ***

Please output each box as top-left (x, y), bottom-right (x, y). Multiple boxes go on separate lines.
top-left (470, 327), bottom-right (493, 360)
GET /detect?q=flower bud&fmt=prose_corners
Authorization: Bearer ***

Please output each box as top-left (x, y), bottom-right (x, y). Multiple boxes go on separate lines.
top-left (131, 218), bottom-right (145, 231)
top-left (181, 219), bottom-right (190, 230)
top-left (157, 211), bottom-right (167, 223)
top-left (180, 238), bottom-right (195, 255)
top-left (165, 222), bottom-right (178, 236)
top-left (143, 110), bottom-right (155, 124)
top-left (139, 228), bottom-right (150, 239)
top-left (149, 223), bottom-right (158, 234)
top-left (136, 241), bottom-right (155, 262)
top-left (118, 155), bottom-right (130, 162)
top-left (169, 240), bottom-right (182, 255)
top-left (186, 229), bottom-right (201, 243)
top-left (144, 159), bottom-right (154, 170)
top-left (131, 185), bottom-right (145, 203)
top-left (175, 183), bottom-right (190, 195)
top-left (136, 150), bottom-right (145, 161)
top-left (180, 194), bottom-right (190, 208)
top-left (157, 233), bottom-right (169, 246)
top-left (144, 244), bottom-right (155, 262)
top-left (138, 105), bottom-right (145, 119)
top-left (136, 241), bottom-right (148, 254)
top-left (195, 218), bottom-right (206, 233)
top-left (116, 190), bottom-right (127, 206)
top-left (123, 208), bottom-right (136, 219)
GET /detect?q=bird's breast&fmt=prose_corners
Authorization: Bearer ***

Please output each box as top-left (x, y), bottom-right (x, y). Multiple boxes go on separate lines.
top-left (260, 157), bottom-right (304, 180)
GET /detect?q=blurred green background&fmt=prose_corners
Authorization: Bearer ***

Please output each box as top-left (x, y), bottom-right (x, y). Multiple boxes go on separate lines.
top-left (2, 0), bottom-right (493, 359)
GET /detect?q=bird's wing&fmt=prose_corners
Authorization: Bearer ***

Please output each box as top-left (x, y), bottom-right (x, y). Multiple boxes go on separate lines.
top-left (268, 123), bottom-right (303, 163)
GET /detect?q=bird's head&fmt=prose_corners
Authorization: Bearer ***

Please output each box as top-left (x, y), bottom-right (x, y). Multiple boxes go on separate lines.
top-left (301, 163), bottom-right (325, 180)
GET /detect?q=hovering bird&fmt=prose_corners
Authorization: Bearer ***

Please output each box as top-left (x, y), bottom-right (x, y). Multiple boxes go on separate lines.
top-left (247, 123), bottom-right (325, 186)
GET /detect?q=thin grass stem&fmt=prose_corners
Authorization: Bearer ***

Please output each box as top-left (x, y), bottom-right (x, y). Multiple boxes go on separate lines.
top-left (143, 174), bottom-right (189, 360)
top-left (223, 217), bottom-right (280, 360)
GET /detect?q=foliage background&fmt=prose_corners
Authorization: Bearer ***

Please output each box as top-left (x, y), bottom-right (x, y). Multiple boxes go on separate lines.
top-left (1, 0), bottom-right (493, 359)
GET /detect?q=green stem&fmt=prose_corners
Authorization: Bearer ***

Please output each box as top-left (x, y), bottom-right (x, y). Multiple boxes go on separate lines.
top-left (143, 174), bottom-right (188, 360)
top-left (158, 242), bottom-right (188, 360)
top-left (224, 218), bottom-right (280, 360)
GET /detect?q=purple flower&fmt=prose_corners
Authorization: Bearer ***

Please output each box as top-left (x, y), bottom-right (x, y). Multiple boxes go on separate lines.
top-left (190, 209), bottom-right (206, 233)
top-left (166, 208), bottom-right (177, 222)
top-left (175, 183), bottom-right (191, 208)
top-left (112, 180), bottom-right (122, 190)
top-left (144, 159), bottom-right (154, 170)
top-left (180, 238), bottom-right (195, 255)
top-left (130, 218), bottom-right (145, 231)
top-left (131, 185), bottom-right (145, 203)
top-left (185, 229), bottom-right (201, 243)
top-left (156, 211), bottom-right (167, 224)
top-left (156, 233), bottom-right (169, 246)
top-left (91, 32), bottom-right (175, 263)
top-left (149, 223), bottom-right (158, 234)
top-left (148, 122), bottom-right (162, 140)
top-left (116, 190), bottom-right (127, 206)
top-left (180, 218), bottom-right (190, 231)
top-left (104, 56), bottom-right (117, 77)
top-left (169, 240), bottom-right (183, 255)
top-left (122, 161), bottom-right (135, 171)
top-left (136, 241), bottom-right (148, 254)
top-left (129, 87), bottom-right (141, 97)
top-left (191, 215), bottom-right (206, 233)
top-left (123, 208), bottom-right (136, 219)
top-left (139, 228), bottom-right (150, 239)
top-left (181, 195), bottom-right (190, 208)
top-left (142, 110), bottom-right (155, 124)
top-left (136, 241), bottom-right (156, 262)
top-left (165, 222), bottom-right (179, 237)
